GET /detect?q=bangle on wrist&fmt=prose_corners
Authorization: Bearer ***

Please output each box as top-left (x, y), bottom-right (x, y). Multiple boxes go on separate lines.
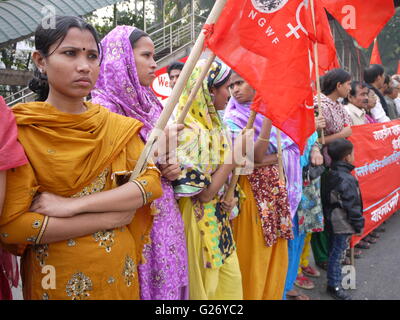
top-left (257, 136), bottom-right (269, 142)
top-left (131, 179), bottom-right (147, 206)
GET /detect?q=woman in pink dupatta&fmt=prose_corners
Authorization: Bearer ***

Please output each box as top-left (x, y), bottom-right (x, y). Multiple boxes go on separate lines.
top-left (1, 96), bottom-right (28, 299)
top-left (91, 26), bottom-right (188, 300)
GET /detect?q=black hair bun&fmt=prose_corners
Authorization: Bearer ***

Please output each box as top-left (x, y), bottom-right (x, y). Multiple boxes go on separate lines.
top-left (28, 70), bottom-right (49, 101)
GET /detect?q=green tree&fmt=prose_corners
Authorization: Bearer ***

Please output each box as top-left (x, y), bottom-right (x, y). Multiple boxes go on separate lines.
top-left (87, 8), bottom-right (145, 40)
top-left (358, 8), bottom-right (400, 75)
top-left (377, 8), bottom-right (400, 74)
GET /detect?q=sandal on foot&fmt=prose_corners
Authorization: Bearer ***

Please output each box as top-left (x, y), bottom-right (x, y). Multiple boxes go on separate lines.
top-left (364, 235), bottom-right (377, 244)
top-left (286, 289), bottom-right (311, 300)
top-left (369, 231), bottom-right (380, 238)
top-left (302, 265), bottom-right (321, 278)
top-left (355, 241), bottom-right (370, 249)
top-left (346, 249), bottom-right (362, 258)
top-left (295, 275), bottom-right (315, 290)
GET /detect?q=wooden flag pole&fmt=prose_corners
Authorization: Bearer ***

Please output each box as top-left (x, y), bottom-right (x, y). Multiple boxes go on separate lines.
top-left (176, 53), bottom-right (216, 124)
top-left (276, 129), bottom-right (285, 184)
top-left (130, 0), bottom-right (227, 180)
top-left (224, 110), bottom-right (257, 202)
top-left (310, 0), bottom-right (325, 145)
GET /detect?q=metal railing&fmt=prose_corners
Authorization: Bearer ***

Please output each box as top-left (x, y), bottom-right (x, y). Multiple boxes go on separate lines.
top-left (4, 86), bottom-right (34, 106)
top-left (149, 14), bottom-right (206, 62)
top-left (4, 14), bottom-right (207, 106)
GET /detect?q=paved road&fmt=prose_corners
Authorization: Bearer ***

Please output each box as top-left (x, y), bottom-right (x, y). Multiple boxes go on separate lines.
top-left (301, 211), bottom-right (400, 300)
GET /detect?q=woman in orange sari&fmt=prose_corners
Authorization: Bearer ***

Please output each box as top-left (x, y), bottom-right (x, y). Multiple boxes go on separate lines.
top-left (0, 16), bottom-right (162, 300)
top-left (223, 73), bottom-right (293, 300)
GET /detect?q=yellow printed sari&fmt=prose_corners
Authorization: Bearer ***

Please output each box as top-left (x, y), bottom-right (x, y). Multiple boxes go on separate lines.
top-left (0, 102), bottom-right (162, 300)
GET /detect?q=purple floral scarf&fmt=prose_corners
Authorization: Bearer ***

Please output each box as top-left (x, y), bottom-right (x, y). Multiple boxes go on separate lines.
top-left (91, 26), bottom-right (188, 300)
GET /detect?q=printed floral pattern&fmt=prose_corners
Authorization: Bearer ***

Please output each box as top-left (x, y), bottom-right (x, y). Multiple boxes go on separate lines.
top-left (72, 168), bottom-right (109, 198)
top-left (34, 244), bottom-right (49, 267)
top-left (315, 94), bottom-right (352, 136)
top-left (93, 230), bottom-right (115, 253)
top-left (66, 272), bottom-right (93, 300)
top-left (297, 176), bottom-right (324, 234)
top-left (122, 255), bottom-right (137, 287)
top-left (248, 165), bottom-right (294, 247)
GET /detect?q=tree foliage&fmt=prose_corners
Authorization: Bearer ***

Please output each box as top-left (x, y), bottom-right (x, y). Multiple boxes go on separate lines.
top-left (377, 8), bottom-right (400, 75)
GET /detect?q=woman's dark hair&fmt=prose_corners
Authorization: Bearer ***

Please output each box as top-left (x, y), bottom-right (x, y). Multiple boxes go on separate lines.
top-left (321, 68), bottom-right (351, 96)
top-left (384, 86), bottom-right (394, 95)
top-left (343, 81), bottom-right (368, 104)
top-left (363, 64), bottom-right (385, 84)
top-left (327, 138), bottom-right (354, 162)
top-left (129, 28), bottom-right (149, 49)
top-left (29, 16), bottom-right (101, 101)
top-left (384, 74), bottom-right (392, 86)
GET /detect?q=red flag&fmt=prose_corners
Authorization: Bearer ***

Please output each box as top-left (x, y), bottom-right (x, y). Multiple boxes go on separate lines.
top-left (370, 39), bottom-right (382, 65)
top-left (320, 0), bottom-right (395, 48)
top-left (207, 0), bottom-right (315, 151)
top-left (397, 61), bottom-right (400, 75)
top-left (305, 2), bottom-right (339, 76)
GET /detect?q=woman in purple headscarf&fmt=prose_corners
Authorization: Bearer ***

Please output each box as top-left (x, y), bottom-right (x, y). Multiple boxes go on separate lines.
top-left (91, 26), bottom-right (188, 300)
top-left (223, 72), bottom-right (295, 300)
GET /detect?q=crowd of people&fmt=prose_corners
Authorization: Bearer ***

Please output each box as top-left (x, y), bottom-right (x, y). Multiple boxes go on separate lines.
top-left (0, 15), bottom-right (399, 301)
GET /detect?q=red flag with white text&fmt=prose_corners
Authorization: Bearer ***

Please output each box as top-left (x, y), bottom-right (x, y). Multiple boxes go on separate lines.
top-left (207, 0), bottom-right (315, 151)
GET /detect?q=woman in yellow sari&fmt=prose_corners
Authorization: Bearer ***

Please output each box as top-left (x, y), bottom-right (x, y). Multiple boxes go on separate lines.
top-left (0, 16), bottom-right (162, 300)
top-left (173, 59), bottom-right (245, 300)
top-left (224, 73), bottom-right (293, 300)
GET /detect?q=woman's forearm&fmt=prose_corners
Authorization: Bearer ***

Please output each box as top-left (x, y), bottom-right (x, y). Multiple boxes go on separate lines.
top-left (40, 210), bottom-right (135, 244)
top-left (254, 140), bottom-right (270, 163)
top-left (324, 132), bottom-right (344, 144)
top-left (73, 171), bottom-right (162, 214)
top-left (254, 118), bottom-right (272, 163)
top-left (198, 163), bottom-right (235, 203)
top-left (256, 153), bottom-right (278, 166)
top-left (74, 182), bottom-right (143, 213)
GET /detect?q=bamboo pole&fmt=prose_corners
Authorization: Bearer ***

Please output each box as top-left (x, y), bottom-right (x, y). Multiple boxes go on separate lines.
top-left (176, 53), bottom-right (216, 124)
top-left (224, 110), bottom-right (257, 202)
top-left (350, 247), bottom-right (355, 266)
top-left (310, 0), bottom-right (325, 145)
top-left (130, 0), bottom-right (227, 180)
top-left (276, 129), bottom-right (285, 184)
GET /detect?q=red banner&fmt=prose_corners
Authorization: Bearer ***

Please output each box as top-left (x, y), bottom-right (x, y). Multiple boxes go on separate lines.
top-left (348, 120), bottom-right (400, 247)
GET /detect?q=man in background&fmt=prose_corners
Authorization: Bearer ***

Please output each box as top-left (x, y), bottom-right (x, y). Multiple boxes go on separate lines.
top-left (167, 61), bottom-right (184, 89)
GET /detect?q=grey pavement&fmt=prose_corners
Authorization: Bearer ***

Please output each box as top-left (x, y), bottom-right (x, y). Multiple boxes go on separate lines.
top-left (298, 211), bottom-right (400, 300)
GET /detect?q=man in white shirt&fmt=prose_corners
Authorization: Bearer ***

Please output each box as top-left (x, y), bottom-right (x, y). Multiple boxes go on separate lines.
top-left (344, 81), bottom-right (369, 125)
top-left (389, 79), bottom-right (400, 116)
top-left (364, 65), bottom-right (390, 123)
top-left (371, 99), bottom-right (391, 123)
